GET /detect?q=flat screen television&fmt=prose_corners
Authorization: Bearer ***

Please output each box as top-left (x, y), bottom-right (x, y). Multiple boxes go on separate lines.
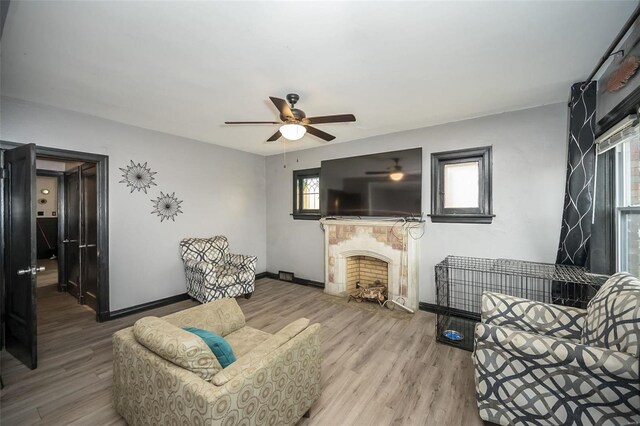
top-left (320, 148), bottom-right (422, 218)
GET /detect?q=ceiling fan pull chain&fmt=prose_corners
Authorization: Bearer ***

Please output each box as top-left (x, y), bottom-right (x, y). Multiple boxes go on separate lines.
top-left (283, 140), bottom-right (287, 168)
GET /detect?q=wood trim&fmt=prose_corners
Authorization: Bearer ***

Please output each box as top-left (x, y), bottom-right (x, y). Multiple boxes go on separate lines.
top-left (105, 293), bottom-right (191, 321)
top-left (254, 271), bottom-right (268, 279)
top-left (35, 170), bottom-right (64, 177)
top-left (290, 213), bottom-right (321, 220)
top-left (428, 214), bottom-right (494, 224)
top-left (0, 149), bottom-right (5, 351)
top-left (56, 174), bottom-right (65, 293)
top-left (266, 271), bottom-right (324, 288)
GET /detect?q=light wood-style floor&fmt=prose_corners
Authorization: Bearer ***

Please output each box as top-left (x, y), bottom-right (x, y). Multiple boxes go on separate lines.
top-left (0, 279), bottom-right (482, 425)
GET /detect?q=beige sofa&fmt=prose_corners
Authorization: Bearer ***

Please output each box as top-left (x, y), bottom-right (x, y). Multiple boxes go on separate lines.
top-left (112, 299), bottom-right (321, 425)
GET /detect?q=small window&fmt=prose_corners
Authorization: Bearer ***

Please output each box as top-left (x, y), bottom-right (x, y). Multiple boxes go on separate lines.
top-left (444, 161), bottom-right (479, 208)
top-left (430, 146), bottom-right (493, 223)
top-left (292, 168), bottom-right (321, 220)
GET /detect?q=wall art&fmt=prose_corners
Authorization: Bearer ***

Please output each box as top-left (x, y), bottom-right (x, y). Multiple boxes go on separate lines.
top-left (151, 191), bottom-right (183, 222)
top-left (119, 160), bottom-right (157, 194)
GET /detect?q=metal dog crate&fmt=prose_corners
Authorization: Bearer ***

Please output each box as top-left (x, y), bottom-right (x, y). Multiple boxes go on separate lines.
top-left (434, 256), bottom-right (608, 351)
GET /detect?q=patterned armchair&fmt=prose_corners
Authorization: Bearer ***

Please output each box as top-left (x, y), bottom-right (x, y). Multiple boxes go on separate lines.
top-left (180, 236), bottom-right (257, 303)
top-left (473, 272), bottom-right (640, 426)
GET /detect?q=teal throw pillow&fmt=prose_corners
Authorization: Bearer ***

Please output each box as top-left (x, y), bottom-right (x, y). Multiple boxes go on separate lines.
top-left (182, 327), bottom-right (236, 368)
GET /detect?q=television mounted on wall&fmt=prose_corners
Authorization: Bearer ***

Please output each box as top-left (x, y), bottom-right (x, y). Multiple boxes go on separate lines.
top-left (320, 148), bottom-right (422, 218)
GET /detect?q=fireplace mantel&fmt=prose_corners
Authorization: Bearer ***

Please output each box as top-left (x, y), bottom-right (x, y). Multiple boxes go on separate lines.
top-left (320, 218), bottom-right (423, 227)
top-left (320, 218), bottom-right (424, 311)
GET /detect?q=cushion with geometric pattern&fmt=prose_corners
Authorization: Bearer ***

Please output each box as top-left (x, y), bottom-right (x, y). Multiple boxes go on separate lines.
top-left (582, 272), bottom-right (640, 357)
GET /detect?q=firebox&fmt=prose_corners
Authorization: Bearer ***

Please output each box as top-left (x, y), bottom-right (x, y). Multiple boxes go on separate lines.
top-left (346, 255), bottom-right (389, 295)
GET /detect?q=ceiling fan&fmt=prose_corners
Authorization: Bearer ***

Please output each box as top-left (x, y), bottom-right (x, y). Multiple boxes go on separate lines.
top-left (225, 93), bottom-right (356, 142)
top-left (365, 158), bottom-right (405, 181)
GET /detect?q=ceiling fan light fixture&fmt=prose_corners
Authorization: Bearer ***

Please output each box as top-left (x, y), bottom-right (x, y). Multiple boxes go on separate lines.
top-left (279, 123), bottom-right (306, 141)
top-left (389, 172), bottom-right (404, 181)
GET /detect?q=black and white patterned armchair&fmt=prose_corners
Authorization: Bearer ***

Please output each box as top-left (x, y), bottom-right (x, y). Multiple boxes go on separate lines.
top-left (473, 272), bottom-right (640, 426)
top-left (179, 236), bottom-right (257, 303)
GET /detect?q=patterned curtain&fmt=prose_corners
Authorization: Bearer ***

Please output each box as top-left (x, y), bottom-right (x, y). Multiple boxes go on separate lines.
top-left (555, 81), bottom-right (597, 268)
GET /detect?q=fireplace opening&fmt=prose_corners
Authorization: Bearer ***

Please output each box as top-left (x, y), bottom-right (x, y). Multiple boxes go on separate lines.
top-left (346, 255), bottom-right (389, 304)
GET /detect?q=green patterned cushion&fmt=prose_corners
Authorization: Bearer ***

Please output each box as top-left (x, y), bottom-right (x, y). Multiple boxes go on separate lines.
top-left (182, 327), bottom-right (236, 368)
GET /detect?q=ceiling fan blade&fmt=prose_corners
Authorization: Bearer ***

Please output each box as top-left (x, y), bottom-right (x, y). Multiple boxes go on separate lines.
top-left (225, 121), bottom-right (280, 124)
top-left (266, 130), bottom-right (282, 142)
top-left (305, 114), bottom-right (356, 125)
top-left (305, 125), bottom-right (335, 142)
top-left (365, 171), bottom-right (389, 175)
top-left (269, 97), bottom-right (294, 120)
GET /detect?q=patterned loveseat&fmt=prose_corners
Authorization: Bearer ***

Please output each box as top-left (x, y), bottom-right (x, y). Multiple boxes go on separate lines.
top-left (473, 272), bottom-right (640, 426)
top-left (180, 236), bottom-right (257, 303)
top-left (113, 298), bottom-right (322, 425)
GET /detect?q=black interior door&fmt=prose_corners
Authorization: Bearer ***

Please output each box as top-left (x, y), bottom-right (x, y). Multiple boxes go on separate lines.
top-left (3, 143), bottom-right (38, 369)
top-left (80, 164), bottom-right (98, 311)
top-left (63, 167), bottom-right (80, 298)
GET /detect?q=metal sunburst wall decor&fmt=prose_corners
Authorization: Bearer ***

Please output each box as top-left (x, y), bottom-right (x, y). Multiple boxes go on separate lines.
top-left (151, 191), bottom-right (183, 222)
top-left (119, 160), bottom-right (157, 194)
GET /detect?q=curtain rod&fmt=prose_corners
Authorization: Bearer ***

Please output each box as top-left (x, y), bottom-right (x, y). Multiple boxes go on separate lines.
top-left (585, 2), bottom-right (640, 85)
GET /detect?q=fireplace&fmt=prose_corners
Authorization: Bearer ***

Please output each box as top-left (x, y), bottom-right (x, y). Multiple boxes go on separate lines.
top-left (320, 218), bottom-right (423, 312)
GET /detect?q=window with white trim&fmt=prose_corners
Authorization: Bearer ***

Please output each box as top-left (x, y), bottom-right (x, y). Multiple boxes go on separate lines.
top-left (616, 134), bottom-right (640, 278)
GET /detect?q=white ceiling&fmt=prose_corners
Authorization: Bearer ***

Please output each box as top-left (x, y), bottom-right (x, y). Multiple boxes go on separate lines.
top-left (1, 1), bottom-right (636, 156)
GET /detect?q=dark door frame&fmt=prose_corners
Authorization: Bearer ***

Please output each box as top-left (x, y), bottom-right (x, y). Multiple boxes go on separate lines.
top-left (36, 170), bottom-right (65, 291)
top-left (80, 162), bottom-right (99, 311)
top-left (1, 141), bottom-right (110, 321)
top-left (0, 149), bottom-right (4, 351)
top-left (63, 166), bottom-right (81, 300)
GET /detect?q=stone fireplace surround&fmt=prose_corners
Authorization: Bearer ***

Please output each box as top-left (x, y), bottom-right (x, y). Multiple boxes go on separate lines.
top-left (320, 218), bottom-right (423, 312)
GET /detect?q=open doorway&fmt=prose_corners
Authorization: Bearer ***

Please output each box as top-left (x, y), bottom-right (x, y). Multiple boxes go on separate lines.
top-left (1, 142), bottom-right (109, 370)
top-left (36, 158), bottom-right (99, 312)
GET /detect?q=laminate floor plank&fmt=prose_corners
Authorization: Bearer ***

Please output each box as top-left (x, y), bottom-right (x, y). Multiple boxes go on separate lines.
top-left (0, 278), bottom-right (482, 425)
